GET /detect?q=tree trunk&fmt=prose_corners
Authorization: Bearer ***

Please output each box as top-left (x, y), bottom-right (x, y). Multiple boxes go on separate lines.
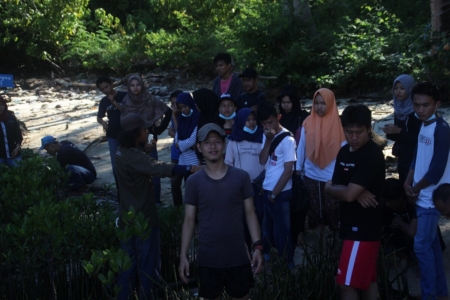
top-left (441, 0), bottom-right (450, 31)
top-left (284, 0), bottom-right (318, 37)
top-left (431, 0), bottom-right (450, 31)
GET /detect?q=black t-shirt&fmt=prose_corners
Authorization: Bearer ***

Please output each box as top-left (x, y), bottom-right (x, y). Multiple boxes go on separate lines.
top-left (57, 141), bottom-right (97, 177)
top-left (237, 90), bottom-right (266, 111)
top-left (97, 91), bottom-right (127, 139)
top-left (332, 139), bottom-right (385, 241)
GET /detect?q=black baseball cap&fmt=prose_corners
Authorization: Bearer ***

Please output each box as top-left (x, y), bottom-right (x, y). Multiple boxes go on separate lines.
top-left (239, 68), bottom-right (258, 79)
top-left (197, 123), bottom-right (225, 142)
top-left (219, 94), bottom-right (237, 105)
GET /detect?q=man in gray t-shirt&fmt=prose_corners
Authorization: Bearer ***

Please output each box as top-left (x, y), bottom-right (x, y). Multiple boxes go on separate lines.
top-left (179, 123), bottom-right (263, 300)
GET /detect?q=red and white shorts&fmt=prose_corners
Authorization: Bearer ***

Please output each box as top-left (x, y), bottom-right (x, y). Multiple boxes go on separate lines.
top-left (336, 240), bottom-right (380, 290)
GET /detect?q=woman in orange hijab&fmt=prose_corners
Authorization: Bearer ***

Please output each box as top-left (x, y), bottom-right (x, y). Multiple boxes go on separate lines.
top-left (295, 88), bottom-right (346, 251)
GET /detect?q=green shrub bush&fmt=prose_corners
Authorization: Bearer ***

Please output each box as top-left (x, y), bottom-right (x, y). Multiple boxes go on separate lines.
top-left (400, 25), bottom-right (450, 94)
top-left (0, 151), bottom-right (118, 299)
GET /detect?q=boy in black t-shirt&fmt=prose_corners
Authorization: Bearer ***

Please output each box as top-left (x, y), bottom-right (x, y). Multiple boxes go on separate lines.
top-left (325, 105), bottom-right (385, 299)
top-left (236, 68), bottom-right (266, 112)
top-left (96, 76), bottom-right (126, 179)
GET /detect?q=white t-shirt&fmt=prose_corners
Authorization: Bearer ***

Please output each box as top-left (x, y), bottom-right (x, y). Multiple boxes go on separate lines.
top-left (261, 128), bottom-right (297, 191)
top-left (413, 119), bottom-right (450, 208)
top-left (225, 140), bottom-right (264, 181)
top-left (296, 127), bottom-right (347, 182)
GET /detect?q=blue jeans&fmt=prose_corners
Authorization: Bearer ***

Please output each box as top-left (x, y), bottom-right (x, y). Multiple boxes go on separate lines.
top-left (118, 226), bottom-right (161, 300)
top-left (66, 165), bottom-right (96, 189)
top-left (262, 189), bottom-right (294, 269)
top-left (414, 206), bottom-right (448, 300)
top-left (149, 147), bottom-right (161, 204)
top-left (0, 155), bottom-right (21, 168)
top-left (107, 138), bottom-right (119, 174)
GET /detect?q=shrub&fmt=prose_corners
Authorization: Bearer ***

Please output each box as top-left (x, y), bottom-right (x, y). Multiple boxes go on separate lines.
top-left (317, 5), bottom-right (406, 91)
top-left (400, 25), bottom-right (450, 98)
top-left (0, 151), bottom-right (118, 299)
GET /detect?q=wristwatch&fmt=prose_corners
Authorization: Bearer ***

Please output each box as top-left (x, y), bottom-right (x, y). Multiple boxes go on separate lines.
top-left (253, 240), bottom-right (263, 251)
top-left (269, 193), bottom-right (277, 200)
top-left (186, 166), bottom-right (192, 173)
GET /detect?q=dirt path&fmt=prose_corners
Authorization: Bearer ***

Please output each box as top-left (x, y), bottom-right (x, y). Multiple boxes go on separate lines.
top-left (7, 82), bottom-right (450, 298)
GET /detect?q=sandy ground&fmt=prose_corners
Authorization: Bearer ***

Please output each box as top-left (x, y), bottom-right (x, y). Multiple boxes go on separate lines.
top-left (7, 84), bottom-right (450, 298)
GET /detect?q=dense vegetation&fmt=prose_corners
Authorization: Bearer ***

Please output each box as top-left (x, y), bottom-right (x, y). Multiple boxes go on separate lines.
top-left (1, 151), bottom-right (412, 299)
top-left (0, 0), bottom-right (449, 94)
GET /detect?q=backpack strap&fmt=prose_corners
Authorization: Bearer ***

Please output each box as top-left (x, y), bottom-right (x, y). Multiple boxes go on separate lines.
top-left (269, 131), bottom-right (294, 156)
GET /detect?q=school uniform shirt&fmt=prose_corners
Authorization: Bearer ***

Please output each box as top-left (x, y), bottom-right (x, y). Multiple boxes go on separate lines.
top-left (96, 91), bottom-right (127, 139)
top-left (332, 139), bottom-right (385, 241)
top-left (412, 118), bottom-right (450, 208)
top-left (261, 128), bottom-right (297, 192)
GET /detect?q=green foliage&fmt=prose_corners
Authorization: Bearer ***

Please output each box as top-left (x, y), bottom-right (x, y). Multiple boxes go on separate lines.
top-left (317, 5), bottom-right (405, 90)
top-left (0, 151), bottom-right (118, 298)
top-left (2, 0), bottom-right (447, 95)
top-left (0, 0), bottom-right (89, 62)
top-left (232, 0), bottom-right (321, 88)
top-left (400, 25), bottom-right (450, 89)
top-left (61, 9), bottom-right (137, 71)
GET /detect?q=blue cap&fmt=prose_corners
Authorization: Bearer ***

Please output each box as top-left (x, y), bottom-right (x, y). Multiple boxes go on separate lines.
top-left (39, 135), bottom-right (57, 150)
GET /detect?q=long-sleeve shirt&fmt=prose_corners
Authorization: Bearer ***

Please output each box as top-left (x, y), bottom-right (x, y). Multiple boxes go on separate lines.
top-left (115, 146), bottom-right (175, 228)
top-left (412, 118), bottom-right (450, 208)
top-left (0, 113), bottom-right (23, 159)
top-left (175, 127), bottom-right (199, 165)
top-left (295, 127), bottom-right (346, 182)
top-left (386, 112), bottom-right (422, 169)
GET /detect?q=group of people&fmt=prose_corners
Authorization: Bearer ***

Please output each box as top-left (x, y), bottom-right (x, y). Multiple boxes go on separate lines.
top-left (2, 51), bottom-right (450, 300)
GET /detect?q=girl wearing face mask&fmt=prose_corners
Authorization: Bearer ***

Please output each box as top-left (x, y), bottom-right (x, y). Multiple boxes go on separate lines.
top-left (225, 108), bottom-right (265, 226)
top-left (121, 74), bottom-right (173, 205)
top-left (382, 74), bottom-right (422, 184)
top-left (296, 88), bottom-right (346, 252)
top-left (0, 96), bottom-right (23, 168)
top-left (175, 93), bottom-right (200, 173)
top-left (218, 94), bottom-right (237, 138)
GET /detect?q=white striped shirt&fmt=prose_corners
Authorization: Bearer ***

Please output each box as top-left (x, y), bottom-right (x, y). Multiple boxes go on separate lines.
top-left (176, 127), bottom-right (199, 165)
